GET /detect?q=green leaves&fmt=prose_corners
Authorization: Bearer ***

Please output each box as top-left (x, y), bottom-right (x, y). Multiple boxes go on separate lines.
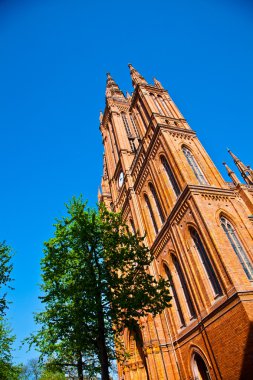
top-left (0, 242), bottom-right (13, 317)
top-left (0, 242), bottom-right (20, 379)
top-left (30, 197), bottom-right (171, 379)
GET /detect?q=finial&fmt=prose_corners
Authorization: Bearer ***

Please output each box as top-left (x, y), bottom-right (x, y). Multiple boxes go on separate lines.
top-left (227, 149), bottom-right (253, 185)
top-left (99, 111), bottom-right (103, 123)
top-left (128, 63), bottom-right (147, 88)
top-left (126, 91), bottom-right (131, 99)
top-left (223, 161), bottom-right (240, 186)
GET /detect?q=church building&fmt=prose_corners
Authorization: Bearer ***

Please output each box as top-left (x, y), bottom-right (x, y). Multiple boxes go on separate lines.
top-left (99, 65), bottom-right (253, 380)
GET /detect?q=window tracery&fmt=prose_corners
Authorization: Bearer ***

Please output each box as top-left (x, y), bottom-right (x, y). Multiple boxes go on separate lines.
top-left (220, 216), bottom-right (253, 280)
top-left (182, 146), bottom-right (207, 185)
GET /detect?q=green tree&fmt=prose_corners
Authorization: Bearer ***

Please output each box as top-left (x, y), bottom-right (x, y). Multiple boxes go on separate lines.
top-left (39, 369), bottom-right (65, 380)
top-left (0, 242), bottom-right (21, 380)
top-left (0, 242), bottom-right (13, 317)
top-left (29, 198), bottom-right (171, 380)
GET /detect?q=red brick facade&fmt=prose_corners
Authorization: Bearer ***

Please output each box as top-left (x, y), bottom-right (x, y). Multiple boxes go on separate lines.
top-left (99, 65), bottom-right (253, 380)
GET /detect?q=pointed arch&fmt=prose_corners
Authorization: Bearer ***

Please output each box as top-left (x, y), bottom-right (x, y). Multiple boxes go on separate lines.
top-left (144, 193), bottom-right (158, 234)
top-left (191, 351), bottom-right (211, 380)
top-left (148, 182), bottom-right (165, 224)
top-left (220, 216), bottom-right (253, 280)
top-left (164, 264), bottom-right (185, 327)
top-left (182, 146), bottom-right (208, 185)
top-left (172, 255), bottom-right (196, 318)
top-left (190, 227), bottom-right (222, 296)
top-left (128, 327), bottom-right (149, 380)
top-left (160, 155), bottom-right (180, 197)
top-left (150, 93), bottom-right (163, 114)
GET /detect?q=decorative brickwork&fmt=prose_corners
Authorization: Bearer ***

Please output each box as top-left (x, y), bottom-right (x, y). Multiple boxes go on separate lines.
top-left (99, 66), bottom-right (253, 380)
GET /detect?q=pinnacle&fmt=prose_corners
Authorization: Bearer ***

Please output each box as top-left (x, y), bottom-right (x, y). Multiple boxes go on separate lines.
top-left (105, 72), bottom-right (124, 98)
top-left (128, 63), bottom-right (147, 88)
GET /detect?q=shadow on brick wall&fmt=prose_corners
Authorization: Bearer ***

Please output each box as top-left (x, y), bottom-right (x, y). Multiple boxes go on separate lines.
top-left (239, 321), bottom-right (253, 380)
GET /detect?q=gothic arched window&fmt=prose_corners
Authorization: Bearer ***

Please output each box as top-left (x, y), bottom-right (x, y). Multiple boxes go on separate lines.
top-left (164, 264), bottom-right (185, 327)
top-left (172, 255), bottom-right (196, 318)
top-left (122, 113), bottom-right (131, 136)
top-left (190, 228), bottom-right (222, 296)
top-left (220, 217), bottom-right (253, 280)
top-left (192, 353), bottom-right (211, 380)
top-left (144, 193), bottom-right (158, 234)
top-left (182, 146), bottom-right (208, 185)
top-left (130, 114), bottom-right (139, 138)
top-left (149, 183), bottom-right (165, 224)
top-left (150, 94), bottom-right (163, 115)
top-left (161, 155), bottom-right (180, 197)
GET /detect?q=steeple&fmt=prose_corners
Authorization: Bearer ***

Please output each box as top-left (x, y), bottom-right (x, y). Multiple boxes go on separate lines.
top-left (105, 73), bottom-right (125, 99)
top-left (223, 162), bottom-right (240, 186)
top-left (128, 64), bottom-right (147, 88)
top-left (227, 149), bottom-right (253, 185)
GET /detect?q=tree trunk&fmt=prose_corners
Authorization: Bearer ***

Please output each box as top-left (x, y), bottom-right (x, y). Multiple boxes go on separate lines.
top-left (97, 298), bottom-right (110, 380)
top-left (77, 353), bottom-right (83, 380)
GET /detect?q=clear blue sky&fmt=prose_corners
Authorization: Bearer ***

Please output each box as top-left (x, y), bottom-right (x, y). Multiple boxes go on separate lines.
top-left (0, 0), bottom-right (253, 365)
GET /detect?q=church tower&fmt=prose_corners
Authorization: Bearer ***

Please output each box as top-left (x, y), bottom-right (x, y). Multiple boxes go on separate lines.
top-left (99, 65), bottom-right (253, 380)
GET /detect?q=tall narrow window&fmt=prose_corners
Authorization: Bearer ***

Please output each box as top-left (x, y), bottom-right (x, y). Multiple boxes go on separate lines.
top-left (164, 265), bottom-right (185, 327)
top-left (130, 114), bottom-right (139, 138)
top-left (136, 104), bottom-right (146, 131)
top-left (129, 138), bottom-right (136, 153)
top-left (190, 228), bottom-right (222, 296)
top-left (151, 94), bottom-right (163, 115)
top-left (161, 155), bottom-right (180, 197)
top-left (149, 183), bottom-right (165, 224)
top-left (130, 218), bottom-right (136, 235)
top-left (144, 194), bottom-right (158, 234)
top-left (158, 95), bottom-right (172, 116)
top-left (122, 113), bottom-right (131, 136)
top-left (220, 217), bottom-right (253, 280)
top-left (172, 255), bottom-right (196, 318)
top-left (182, 147), bottom-right (207, 185)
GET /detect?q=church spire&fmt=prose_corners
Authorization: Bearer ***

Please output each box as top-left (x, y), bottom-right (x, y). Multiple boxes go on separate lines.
top-left (128, 64), bottom-right (147, 88)
top-left (223, 162), bottom-right (240, 186)
top-left (105, 73), bottom-right (125, 99)
top-left (227, 149), bottom-right (253, 185)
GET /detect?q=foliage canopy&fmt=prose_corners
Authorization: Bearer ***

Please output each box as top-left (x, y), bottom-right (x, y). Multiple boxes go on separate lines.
top-left (30, 198), bottom-right (171, 380)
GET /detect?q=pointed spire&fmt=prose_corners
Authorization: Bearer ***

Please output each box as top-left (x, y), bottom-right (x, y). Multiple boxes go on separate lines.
top-left (128, 64), bottom-right (147, 88)
top-left (99, 111), bottom-right (103, 123)
top-left (105, 73), bottom-right (125, 99)
top-left (154, 78), bottom-right (163, 89)
top-left (126, 91), bottom-right (132, 99)
top-left (223, 162), bottom-right (240, 186)
top-left (227, 149), bottom-right (253, 185)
